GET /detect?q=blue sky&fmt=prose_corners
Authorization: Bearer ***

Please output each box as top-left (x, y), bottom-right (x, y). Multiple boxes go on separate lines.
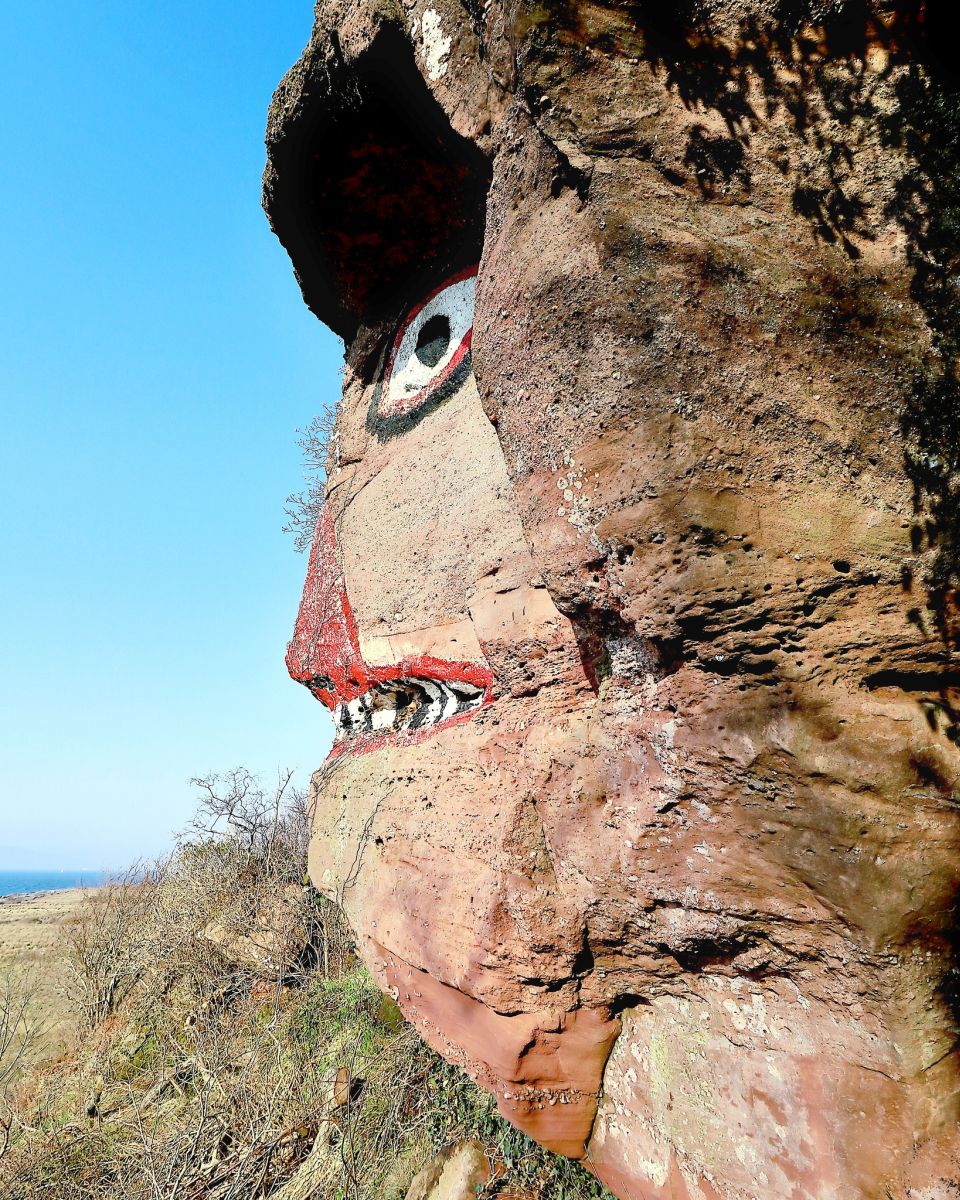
top-left (0, 2), bottom-right (337, 868)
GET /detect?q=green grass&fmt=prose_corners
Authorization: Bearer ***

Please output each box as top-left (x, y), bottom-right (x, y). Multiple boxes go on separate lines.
top-left (284, 964), bottom-right (612, 1199)
top-left (423, 1055), bottom-right (611, 1200)
top-left (2, 822), bottom-right (612, 1200)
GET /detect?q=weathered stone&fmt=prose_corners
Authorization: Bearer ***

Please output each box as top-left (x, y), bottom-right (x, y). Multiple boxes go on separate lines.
top-left (265, 3), bottom-right (960, 1196)
top-left (404, 1140), bottom-right (490, 1200)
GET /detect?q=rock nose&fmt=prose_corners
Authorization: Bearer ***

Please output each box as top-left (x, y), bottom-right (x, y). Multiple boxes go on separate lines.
top-left (285, 505), bottom-right (366, 710)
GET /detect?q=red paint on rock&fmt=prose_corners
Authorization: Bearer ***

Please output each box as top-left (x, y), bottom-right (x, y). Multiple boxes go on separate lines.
top-left (378, 264), bottom-right (476, 422)
top-left (286, 504), bottom-right (494, 758)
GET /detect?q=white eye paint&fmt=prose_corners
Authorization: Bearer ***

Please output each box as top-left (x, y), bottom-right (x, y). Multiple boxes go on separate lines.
top-left (370, 266), bottom-right (476, 437)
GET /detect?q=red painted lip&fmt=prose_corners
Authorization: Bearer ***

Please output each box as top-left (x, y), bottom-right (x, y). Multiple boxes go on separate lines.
top-left (286, 506), bottom-right (494, 760)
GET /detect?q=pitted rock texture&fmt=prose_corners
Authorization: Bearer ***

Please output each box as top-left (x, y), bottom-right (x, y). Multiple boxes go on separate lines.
top-left (264, 3), bottom-right (960, 1197)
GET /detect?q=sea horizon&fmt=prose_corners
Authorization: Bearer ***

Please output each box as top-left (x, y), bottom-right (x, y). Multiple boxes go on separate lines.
top-left (0, 868), bottom-right (109, 898)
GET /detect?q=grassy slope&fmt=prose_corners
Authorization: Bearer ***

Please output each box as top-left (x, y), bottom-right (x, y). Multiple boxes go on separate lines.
top-left (0, 889), bottom-right (87, 1066)
top-left (0, 821), bottom-right (612, 1200)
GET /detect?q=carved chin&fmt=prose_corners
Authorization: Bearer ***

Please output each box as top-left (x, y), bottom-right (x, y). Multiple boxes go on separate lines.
top-left (371, 942), bottom-right (621, 1161)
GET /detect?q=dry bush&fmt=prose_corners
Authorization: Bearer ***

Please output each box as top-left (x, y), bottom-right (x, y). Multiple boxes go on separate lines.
top-left (283, 407), bottom-right (338, 554)
top-left (0, 973), bottom-right (40, 1158)
top-left (184, 770), bottom-right (323, 986)
top-left (63, 867), bottom-right (161, 1031)
top-left (189, 768), bottom-right (307, 871)
top-left (0, 975), bottom-right (36, 1092)
top-left (0, 770), bottom-right (609, 1200)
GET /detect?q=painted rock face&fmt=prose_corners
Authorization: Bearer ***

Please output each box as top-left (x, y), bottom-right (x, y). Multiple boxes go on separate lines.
top-left (265, 4), bottom-right (960, 1197)
top-left (286, 266), bottom-right (500, 758)
top-left (285, 253), bottom-right (616, 1155)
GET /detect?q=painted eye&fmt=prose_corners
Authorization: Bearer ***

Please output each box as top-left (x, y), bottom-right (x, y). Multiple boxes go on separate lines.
top-left (368, 266), bottom-right (476, 438)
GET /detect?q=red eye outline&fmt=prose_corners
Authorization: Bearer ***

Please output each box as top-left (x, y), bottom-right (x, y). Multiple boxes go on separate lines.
top-left (367, 265), bottom-right (477, 440)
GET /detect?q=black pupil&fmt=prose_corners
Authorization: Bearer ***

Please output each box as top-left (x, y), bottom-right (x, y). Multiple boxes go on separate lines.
top-left (414, 314), bottom-right (451, 368)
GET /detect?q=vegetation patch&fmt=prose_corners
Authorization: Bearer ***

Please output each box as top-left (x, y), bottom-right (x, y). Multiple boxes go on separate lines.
top-left (0, 771), bottom-right (611, 1200)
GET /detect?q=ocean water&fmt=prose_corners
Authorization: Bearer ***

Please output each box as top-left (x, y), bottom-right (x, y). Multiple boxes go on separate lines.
top-left (0, 869), bottom-right (108, 898)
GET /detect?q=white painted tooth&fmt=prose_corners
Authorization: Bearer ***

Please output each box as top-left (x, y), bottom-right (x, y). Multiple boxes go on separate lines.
top-left (420, 680), bottom-right (444, 725)
top-left (347, 697), bottom-right (365, 728)
top-left (441, 684), bottom-right (458, 721)
top-left (333, 703), bottom-right (345, 735)
top-left (371, 705), bottom-right (396, 732)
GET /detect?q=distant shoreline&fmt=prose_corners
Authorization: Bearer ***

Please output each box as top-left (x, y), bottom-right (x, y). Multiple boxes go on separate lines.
top-left (0, 886), bottom-right (92, 907)
top-left (0, 869), bottom-right (108, 901)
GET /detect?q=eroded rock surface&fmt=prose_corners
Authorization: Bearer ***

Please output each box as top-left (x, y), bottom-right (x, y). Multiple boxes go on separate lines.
top-left (404, 1140), bottom-right (490, 1200)
top-left (264, 3), bottom-right (960, 1196)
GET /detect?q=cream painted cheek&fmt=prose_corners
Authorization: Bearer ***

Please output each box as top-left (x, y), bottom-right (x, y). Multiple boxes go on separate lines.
top-left (338, 372), bottom-right (550, 667)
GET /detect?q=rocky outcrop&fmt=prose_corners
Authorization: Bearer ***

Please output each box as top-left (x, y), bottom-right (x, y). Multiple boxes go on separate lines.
top-left (265, 3), bottom-right (960, 1197)
top-left (404, 1141), bottom-right (490, 1200)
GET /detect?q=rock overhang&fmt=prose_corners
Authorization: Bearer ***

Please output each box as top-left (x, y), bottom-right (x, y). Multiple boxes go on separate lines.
top-left (263, 19), bottom-right (491, 344)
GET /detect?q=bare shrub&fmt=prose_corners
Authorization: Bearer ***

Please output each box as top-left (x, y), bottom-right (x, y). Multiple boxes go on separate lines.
top-left (283, 406), bottom-right (338, 553)
top-left (0, 767), bottom-right (609, 1200)
top-left (0, 973), bottom-right (40, 1159)
top-left (186, 770), bottom-right (319, 985)
top-left (63, 868), bottom-right (160, 1031)
top-left (189, 768), bottom-right (309, 876)
top-left (0, 975), bottom-right (35, 1094)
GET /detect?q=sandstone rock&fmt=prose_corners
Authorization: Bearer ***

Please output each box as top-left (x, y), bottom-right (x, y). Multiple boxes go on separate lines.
top-left (404, 1141), bottom-right (490, 1200)
top-left (265, 3), bottom-right (960, 1196)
